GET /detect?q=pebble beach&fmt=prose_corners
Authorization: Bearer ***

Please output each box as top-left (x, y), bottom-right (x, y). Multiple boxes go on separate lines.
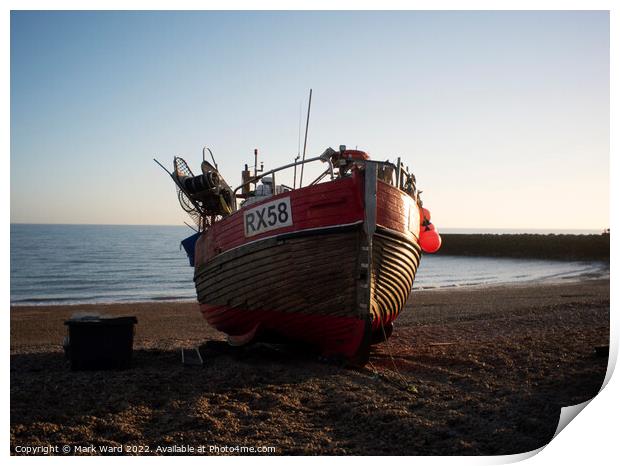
top-left (10, 279), bottom-right (609, 455)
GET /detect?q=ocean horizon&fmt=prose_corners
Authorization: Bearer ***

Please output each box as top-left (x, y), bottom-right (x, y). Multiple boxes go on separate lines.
top-left (10, 224), bottom-right (609, 306)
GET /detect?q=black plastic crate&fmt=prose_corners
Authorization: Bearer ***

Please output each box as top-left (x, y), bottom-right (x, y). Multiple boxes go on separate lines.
top-left (64, 316), bottom-right (138, 370)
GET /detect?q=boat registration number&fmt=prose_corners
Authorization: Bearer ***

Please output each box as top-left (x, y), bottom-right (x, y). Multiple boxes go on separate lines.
top-left (244, 197), bottom-right (293, 237)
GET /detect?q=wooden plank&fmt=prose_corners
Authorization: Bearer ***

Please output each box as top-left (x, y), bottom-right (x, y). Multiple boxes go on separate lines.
top-left (195, 234), bottom-right (358, 299)
top-left (369, 230), bottom-right (421, 326)
top-left (196, 230), bottom-right (362, 318)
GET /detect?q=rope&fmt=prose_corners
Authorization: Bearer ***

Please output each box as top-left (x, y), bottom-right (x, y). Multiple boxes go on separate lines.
top-left (380, 321), bottom-right (409, 387)
top-left (369, 320), bottom-right (419, 394)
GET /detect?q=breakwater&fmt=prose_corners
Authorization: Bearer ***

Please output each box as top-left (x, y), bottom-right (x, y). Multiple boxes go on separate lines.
top-left (436, 233), bottom-right (610, 261)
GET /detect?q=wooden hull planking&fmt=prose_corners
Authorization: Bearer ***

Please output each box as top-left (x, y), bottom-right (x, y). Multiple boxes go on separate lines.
top-left (193, 164), bottom-right (421, 360)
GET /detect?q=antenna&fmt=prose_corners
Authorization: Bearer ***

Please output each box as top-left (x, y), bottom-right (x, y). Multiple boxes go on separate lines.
top-left (297, 100), bottom-right (302, 159)
top-left (299, 88), bottom-right (312, 188)
top-left (254, 148), bottom-right (258, 178)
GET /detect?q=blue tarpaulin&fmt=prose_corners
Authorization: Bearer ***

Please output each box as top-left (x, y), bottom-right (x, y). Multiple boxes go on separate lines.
top-left (181, 232), bottom-right (201, 267)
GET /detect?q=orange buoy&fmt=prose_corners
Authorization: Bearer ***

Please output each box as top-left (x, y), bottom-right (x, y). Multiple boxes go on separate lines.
top-left (420, 225), bottom-right (442, 253)
top-left (420, 207), bottom-right (431, 224)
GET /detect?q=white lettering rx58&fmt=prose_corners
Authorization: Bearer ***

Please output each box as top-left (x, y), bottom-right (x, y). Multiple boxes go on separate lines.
top-left (244, 197), bottom-right (293, 237)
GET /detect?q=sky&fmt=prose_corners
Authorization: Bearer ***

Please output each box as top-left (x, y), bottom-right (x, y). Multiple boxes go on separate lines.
top-left (10, 10), bottom-right (609, 230)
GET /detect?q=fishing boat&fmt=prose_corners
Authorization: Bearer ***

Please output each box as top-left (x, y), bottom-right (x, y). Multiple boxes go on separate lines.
top-left (156, 137), bottom-right (441, 366)
top-left (157, 145), bottom-right (441, 364)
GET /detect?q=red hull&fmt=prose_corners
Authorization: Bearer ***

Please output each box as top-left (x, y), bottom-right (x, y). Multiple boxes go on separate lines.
top-left (200, 304), bottom-right (368, 359)
top-left (193, 165), bottom-right (421, 362)
top-left (195, 171), bottom-right (366, 264)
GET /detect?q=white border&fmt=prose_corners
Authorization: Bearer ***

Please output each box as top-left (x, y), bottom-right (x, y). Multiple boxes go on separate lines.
top-left (5, 2), bottom-right (616, 464)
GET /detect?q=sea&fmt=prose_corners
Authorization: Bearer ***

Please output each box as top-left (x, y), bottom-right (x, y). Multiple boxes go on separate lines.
top-left (10, 224), bottom-right (609, 306)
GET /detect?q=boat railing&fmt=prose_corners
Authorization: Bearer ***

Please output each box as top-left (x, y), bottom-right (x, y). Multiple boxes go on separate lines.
top-left (233, 152), bottom-right (417, 200)
top-left (233, 154), bottom-right (335, 197)
top-left (393, 157), bottom-right (416, 195)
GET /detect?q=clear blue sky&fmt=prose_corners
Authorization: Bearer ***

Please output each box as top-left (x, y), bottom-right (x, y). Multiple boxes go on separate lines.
top-left (10, 11), bottom-right (609, 230)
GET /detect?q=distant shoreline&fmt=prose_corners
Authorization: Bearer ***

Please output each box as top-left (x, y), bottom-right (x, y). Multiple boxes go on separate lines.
top-left (10, 298), bottom-right (197, 308)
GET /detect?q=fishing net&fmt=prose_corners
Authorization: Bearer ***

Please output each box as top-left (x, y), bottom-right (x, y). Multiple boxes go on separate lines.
top-left (173, 157), bottom-right (204, 228)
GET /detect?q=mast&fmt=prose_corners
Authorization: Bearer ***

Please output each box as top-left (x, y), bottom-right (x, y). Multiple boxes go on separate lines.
top-left (299, 88), bottom-right (312, 188)
top-left (293, 101), bottom-right (302, 189)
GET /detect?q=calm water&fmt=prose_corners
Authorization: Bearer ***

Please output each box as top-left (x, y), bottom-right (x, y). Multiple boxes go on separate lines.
top-left (413, 255), bottom-right (606, 290)
top-left (10, 224), bottom-right (608, 306)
